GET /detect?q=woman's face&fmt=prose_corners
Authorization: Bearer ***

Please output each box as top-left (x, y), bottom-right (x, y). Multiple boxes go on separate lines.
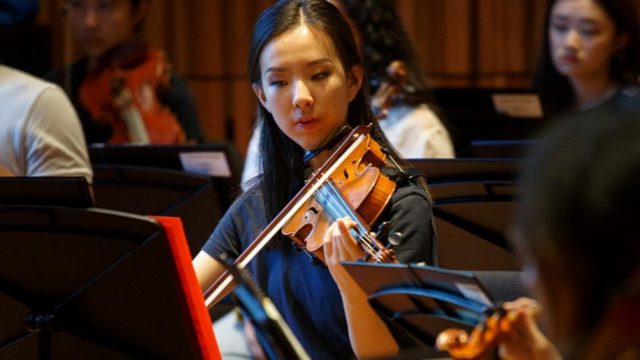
top-left (253, 24), bottom-right (363, 151)
top-left (67, 0), bottom-right (146, 59)
top-left (549, 0), bottom-right (627, 82)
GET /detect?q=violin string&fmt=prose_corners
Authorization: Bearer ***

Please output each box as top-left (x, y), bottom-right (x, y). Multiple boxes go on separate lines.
top-left (319, 181), bottom-right (379, 255)
top-left (317, 182), bottom-right (374, 254)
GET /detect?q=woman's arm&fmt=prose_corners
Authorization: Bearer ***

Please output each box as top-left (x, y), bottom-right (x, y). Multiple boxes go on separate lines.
top-left (192, 251), bottom-right (235, 304)
top-left (323, 217), bottom-right (400, 359)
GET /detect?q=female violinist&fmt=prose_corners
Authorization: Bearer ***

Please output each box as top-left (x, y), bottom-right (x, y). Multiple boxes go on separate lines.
top-left (241, 0), bottom-right (453, 188)
top-left (192, 1), bottom-right (436, 358)
top-left (47, 0), bottom-right (204, 144)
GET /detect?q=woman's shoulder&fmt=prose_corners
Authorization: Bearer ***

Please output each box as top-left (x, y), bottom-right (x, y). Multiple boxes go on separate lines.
top-left (386, 169), bottom-right (431, 204)
top-left (613, 85), bottom-right (640, 112)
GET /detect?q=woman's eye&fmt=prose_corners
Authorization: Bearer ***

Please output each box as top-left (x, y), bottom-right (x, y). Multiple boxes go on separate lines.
top-left (550, 22), bottom-right (568, 33)
top-left (269, 80), bottom-right (286, 88)
top-left (312, 71), bottom-right (330, 81)
top-left (579, 27), bottom-right (598, 37)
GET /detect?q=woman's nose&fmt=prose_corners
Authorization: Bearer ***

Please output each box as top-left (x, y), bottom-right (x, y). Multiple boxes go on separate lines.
top-left (564, 28), bottom-right (581, 49)
top-left (82, 8), bottom-right (99, 29)
top-left (292, 80), bottom-right (313, 109)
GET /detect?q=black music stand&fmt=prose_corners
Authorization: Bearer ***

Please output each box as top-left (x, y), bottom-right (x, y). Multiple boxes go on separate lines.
top-left (341, 261), bottom-right (496, 353)
top-left (408, 158), bottom-right (522, 270)
top-left (0, 206), bottom-right (220, 359)
top-left (433, 200), bottom-right (519, 271)
top-left (88, 142), bottom-right (244, 211)
top-left (470, 139), bottom-right (536, 159)
top-left (91, 164), bottom-right (222, 256)
top-left (215, 257), bottom-right (310, 360)
top-left (432, 87), bottom-right (546, 156)
top-left (0, 176), bottom-right (93, 208)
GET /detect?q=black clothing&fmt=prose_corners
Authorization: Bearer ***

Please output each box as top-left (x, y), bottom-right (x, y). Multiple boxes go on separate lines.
top-left (202, 174), bottom-right (435, 359)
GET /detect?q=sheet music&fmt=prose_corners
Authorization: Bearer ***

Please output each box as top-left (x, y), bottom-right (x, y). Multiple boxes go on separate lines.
top-left (492, 93), bottom-right (544, 118)
top-left (179, 151), bottom-right (232, 177)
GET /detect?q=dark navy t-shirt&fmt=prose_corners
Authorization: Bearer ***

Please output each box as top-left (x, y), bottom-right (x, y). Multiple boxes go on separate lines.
top-left (203, 177), bottom-right (435, 359)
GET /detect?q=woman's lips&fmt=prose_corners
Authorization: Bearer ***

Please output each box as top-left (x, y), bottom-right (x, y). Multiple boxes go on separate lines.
top-left (560, 54), bottom-right (579, 64)
top-left (295, 117), bottom-right (319, 129)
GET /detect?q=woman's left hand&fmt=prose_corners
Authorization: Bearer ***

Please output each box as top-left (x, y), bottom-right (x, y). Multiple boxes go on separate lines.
top-left (322, 217), bottom-right (400, 359)
top-left (323, 217), bottom-right (365, 274)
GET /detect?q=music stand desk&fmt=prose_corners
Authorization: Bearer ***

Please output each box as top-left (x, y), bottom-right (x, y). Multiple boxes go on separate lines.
top-left (0, 206), bottom-right (220, 359)
top-left (0, 176), bottom-right (93, 208)
top-left (89, 142), bottom-right (243, 211)
top-left (342, 262), bottom-right (496, 349)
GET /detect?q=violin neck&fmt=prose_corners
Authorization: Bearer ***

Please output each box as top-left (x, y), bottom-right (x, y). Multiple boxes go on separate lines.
top-left (111, 80), bottom-right (150, 144)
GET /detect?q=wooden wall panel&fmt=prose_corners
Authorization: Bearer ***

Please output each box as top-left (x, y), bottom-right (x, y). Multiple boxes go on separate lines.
top-left (477, 0), bottom-right (548, 87)
top-left (37, 0), bottom-right (548, 153)
top-left (398, 0), bottom-right (473, 87)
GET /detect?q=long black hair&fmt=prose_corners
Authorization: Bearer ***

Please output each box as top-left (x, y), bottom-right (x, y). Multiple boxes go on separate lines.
top-left (248, 0), bottom-right (399, 223)
top-left (533, 0), bottom-right (640, 117)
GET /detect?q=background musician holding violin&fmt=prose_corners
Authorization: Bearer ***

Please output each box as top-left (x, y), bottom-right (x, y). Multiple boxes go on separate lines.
top-left (331, 0), bottom-right (454, 159)
top-left (193, 1), bottom-right (436, 359)
top-left (46, 0), bottom-right (204, 144)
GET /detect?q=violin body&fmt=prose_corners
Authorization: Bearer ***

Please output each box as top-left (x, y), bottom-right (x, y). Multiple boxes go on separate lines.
top-left (436, 307), bottom-right (516, 360)
top-left (282, 133), bottom-right (396, 262)
top-left (79, 43), bottom-right (186, 144)
top-left (203, 125), bottom-right (399, 307)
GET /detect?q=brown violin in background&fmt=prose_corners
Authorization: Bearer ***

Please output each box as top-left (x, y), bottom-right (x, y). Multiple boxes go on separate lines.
top-left (436, 307), bottom-right (518, 360)
top-left (79, 42), bottom-right (186, 144)
top-left (371, 60), bottom-right (408, 120)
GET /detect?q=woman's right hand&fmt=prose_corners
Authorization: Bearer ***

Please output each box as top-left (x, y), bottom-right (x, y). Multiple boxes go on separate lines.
top-left (498, 297), bottom-right (562, 360)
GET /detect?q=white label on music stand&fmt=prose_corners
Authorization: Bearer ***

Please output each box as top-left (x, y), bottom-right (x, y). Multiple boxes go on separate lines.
top-left (179, 151), bottom-right (231, 177)
top-left (456, 283), bottom-right (493, 307)
top-left (492, 94), bottom-right (544, 118)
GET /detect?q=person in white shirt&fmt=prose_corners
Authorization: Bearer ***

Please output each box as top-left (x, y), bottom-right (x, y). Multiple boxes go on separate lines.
top-left (0, 65), bottom-right (92, 183)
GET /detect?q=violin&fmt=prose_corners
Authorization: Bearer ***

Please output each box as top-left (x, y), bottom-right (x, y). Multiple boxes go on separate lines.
top-left (436, 307), bottom-right (518, 360)
top-left (79, 42), bottom-right (186, 144)
top-left (204, 125), bottom-right (399, 307)
top-left (371, 60), bottom-right (408, 120)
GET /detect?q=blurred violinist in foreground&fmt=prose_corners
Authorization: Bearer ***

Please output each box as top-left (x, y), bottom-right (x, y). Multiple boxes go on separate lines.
top-left (47, 0), bottom-right (204, 144)
top-left (438, 110), bottom-right (640, 360)
top-left (193, 0), bottom-right (435, 358)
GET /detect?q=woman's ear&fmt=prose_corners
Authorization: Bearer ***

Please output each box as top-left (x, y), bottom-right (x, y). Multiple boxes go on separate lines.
top-left (252, 83), bottom-right (270, 112)
top-left (347, 65), bottom-right (364, 102)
